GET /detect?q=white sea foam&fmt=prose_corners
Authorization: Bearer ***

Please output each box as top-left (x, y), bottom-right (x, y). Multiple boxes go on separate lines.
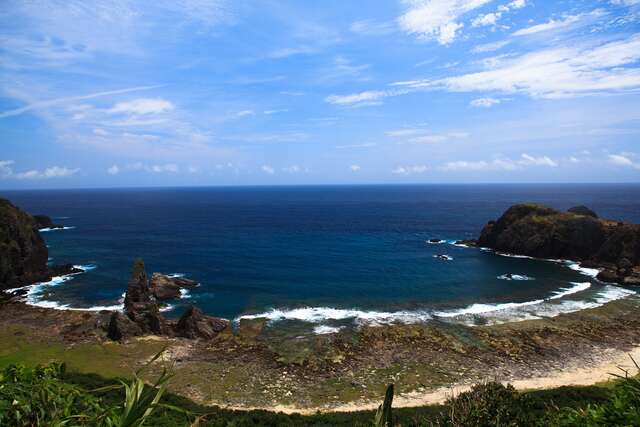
top-left (160, 304), bottom-right (175, 312)
top-left (548, 282), bottom-right (591, 300)
top-left (433, 254), bottom-right (453, 261)
top-left (565, 262), bottom-right (600, 278)
top-left (497, 274), bottom-right (534, 281)
top-left (238, 306), bottom-right (432, 325)
top-left (179, 288), bottom-right (191, 299)
top-left (594, 285), bottom-right (635, 304)
top-left (39, 226), bottom-right (75, 232)
top-left (426, 239), bottom-right (446, 245)
top-left (434, 299), bottom-right (545, 318)
top-left (313, 325), bottom-right (344, 334)
top-left (167, 273), bottom-right (185, 278)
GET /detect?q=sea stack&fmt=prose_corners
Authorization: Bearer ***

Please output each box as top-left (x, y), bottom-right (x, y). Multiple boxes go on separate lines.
top-left (472, 203), bottom-right (640, 285)
top-left (108, 258), bottom-right (228, 341)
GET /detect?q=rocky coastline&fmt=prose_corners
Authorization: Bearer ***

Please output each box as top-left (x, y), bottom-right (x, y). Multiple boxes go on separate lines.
top-left (456, 203), bottom-right (640, 287)
top-left (2, 198), bottom-right (640, 409)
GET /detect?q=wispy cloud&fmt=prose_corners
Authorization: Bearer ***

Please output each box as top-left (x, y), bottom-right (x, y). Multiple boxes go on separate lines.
top-left (513, 9), bottom-right (606, 36)
top-left (0, 86), bottom-right (163, 119)
top-left (470, 97), bottom-right (501, 107)
top-left (441, 154), bottom-right (558, 171)
top-left (107, 98), bottom-right (174, 115)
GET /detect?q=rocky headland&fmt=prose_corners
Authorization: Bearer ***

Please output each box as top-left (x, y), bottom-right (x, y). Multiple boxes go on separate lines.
top-left (0, 199), bottom-right (79, 292)
top-left (458, 203), bottom-right (640, 286)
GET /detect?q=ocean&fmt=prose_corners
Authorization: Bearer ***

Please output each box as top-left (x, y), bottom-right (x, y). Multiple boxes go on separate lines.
top-left (3, 184), bottom-right (639, 333)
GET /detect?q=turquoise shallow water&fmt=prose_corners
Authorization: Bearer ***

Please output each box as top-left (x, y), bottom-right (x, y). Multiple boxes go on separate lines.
top-left (3, 184), bottom-right (639, 331)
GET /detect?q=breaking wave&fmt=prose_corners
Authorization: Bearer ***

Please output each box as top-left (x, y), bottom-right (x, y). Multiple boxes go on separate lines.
top-left (39, 226), bottom-right (76, 232)
top-left (497, 274), bottom-right (534, 281)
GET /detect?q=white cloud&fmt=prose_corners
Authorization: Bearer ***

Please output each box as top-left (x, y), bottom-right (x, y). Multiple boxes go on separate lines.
top-left (0, 160), bottom-right (79, 179)
top-left (472, 12), bottom-right (501, 27)
top-left (611, 0), bottom-right (640, 5)
top-left (15, 166), bottom-right (79, 179)
top-left (350, 164), bottom-right (361, 172)
top-left (150, 164), bottom-right (179, 173)
top-left (263, 109), bottom-right (288, 115)
top-left (108, 98), bottom-right (174, 115)
top-left (282, 165), bottom-right (308, 173)
top-left (325, 90), bottom-right (405, 106)
top-left (506, 0), bottom-right (526, 9)
top-left (513, 10), bottom-right (605, 36)
top-left (234, 109), bottom-right (256, 118)
top-left (608, 153), bottom-right (640, 169)
top-left (421, 34), bottom-right (640, 99)
top-left (392, 165), bottom-right (429, 174)
top-left (261, 165), bottom-right (275, 174)
top-left (471, 40), bottom-right (511, 53)
top-left (350, 19), bottom-right (395, 36)
top-left (398, 0), bottom-right (492, 45)
top-left (519, 153), bottom-right (558, 167)
top-left (441, 154), bottom-right (558, 171)
top-left (470, 97), bottom-right (501, 107)
top-left (107, 165), bottom-right (120, 175)
top-left (0, 86), bottom-right (162, 119)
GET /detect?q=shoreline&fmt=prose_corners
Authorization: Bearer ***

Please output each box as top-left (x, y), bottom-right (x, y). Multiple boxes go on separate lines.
top-left (239, 343), bottom-right (640, 415)
top-left (2, 295), bottom-right (640, 412)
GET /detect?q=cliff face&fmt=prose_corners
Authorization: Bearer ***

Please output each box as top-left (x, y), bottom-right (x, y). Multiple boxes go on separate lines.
top-left (475, 204), bottom-right (640, 285)
top-left (0, 199), bottom-right (49, 289)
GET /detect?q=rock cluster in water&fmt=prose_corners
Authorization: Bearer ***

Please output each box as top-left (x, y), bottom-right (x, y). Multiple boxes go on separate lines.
top-left (107, 258), bottom-right (229, 341)
top-left (0, 199), bottom-right (78, 291)
top-left (466, 203), bottom-right (640, 286)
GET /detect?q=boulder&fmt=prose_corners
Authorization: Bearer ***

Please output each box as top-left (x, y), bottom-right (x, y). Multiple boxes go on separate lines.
top-left (567, 206), bottom-right (598, 218)
top-left (107, 311), bottom-right (143, 341)
top-left (149, 273), bottom-right (198, 300)
top-left (175, 306), bottom-right (229, 339)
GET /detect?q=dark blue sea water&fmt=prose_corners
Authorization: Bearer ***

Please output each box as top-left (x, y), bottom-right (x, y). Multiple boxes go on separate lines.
top-left (3, 184), bottom-right (639, 332)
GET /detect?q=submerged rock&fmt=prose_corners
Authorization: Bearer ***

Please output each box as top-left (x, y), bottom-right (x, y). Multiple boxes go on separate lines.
top-left (149, 273), bottom-right (198, 300)
top-left (474, 203), bottom-right (640, 285)
top-left (175, 306), bottom-right (229, 339)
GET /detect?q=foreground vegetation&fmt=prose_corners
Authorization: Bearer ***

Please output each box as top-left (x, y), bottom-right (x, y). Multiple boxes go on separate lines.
top-left (1, 357), bottom-right (638, 426)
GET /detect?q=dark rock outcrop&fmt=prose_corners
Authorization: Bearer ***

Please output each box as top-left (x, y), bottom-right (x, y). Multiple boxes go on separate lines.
top-left (109, 258), bottom-right (226, 341)
top-left (33, 215), bottom-right (63, 230)
top-left (474, 203), bottom-right (640, 285)
top-left (175, 306), bottom-right (229, 339)
top-left (149, 273), bottom-right (198, 300)
top-left (567, 206), bottom-right (598, 218)
top-left (0, 199), bottom-right (49, 289)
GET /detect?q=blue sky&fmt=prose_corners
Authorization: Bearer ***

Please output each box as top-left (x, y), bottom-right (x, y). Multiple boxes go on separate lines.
top-left (1, 0), bottom-right (639, 188)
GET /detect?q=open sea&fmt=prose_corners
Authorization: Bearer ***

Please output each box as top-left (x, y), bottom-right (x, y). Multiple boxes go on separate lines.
top-left (3, 184), bottom-right (639, 333)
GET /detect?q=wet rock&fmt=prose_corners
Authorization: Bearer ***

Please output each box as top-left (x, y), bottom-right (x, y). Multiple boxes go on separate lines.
top-left (175, 306), bottom-right (229, 339)
top-left (149, 273), bottom-right (198, 300)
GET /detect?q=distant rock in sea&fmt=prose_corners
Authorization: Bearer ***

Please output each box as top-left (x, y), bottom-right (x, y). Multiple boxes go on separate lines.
top-left (33, 214), bottom-right (64, 230)
top-left (469, 203), bottom-right (640, 286)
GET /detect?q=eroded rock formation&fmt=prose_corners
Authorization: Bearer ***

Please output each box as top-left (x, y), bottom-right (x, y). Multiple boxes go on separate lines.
top-left (468, 204), bottom-right (640, 285)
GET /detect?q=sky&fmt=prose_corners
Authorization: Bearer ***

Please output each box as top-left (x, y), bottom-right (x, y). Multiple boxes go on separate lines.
top-left (1, 0), bottom-right (639, 189)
